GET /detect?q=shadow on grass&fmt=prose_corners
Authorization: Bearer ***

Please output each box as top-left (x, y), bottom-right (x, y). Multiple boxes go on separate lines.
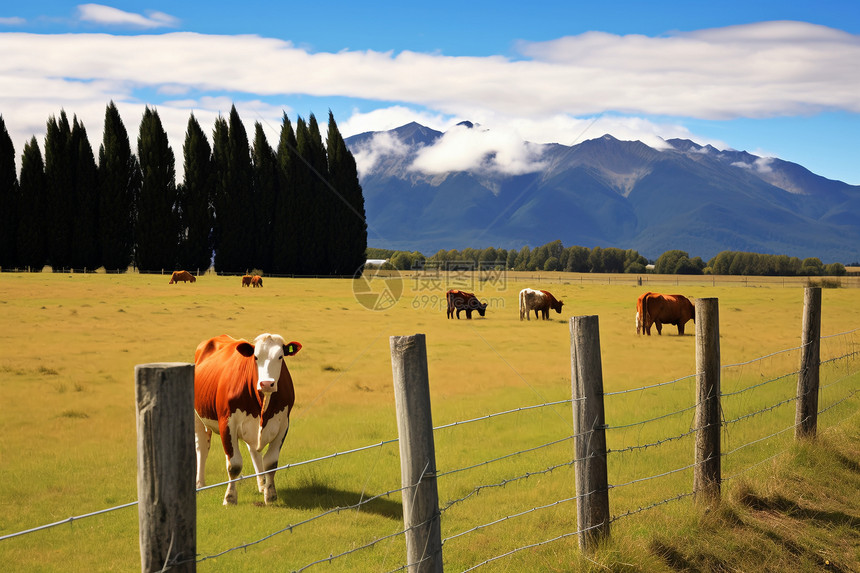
top-left (274, 483), bottom-right (403, 520)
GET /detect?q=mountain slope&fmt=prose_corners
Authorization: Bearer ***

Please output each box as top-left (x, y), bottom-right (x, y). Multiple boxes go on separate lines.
top-left (346, 125), bottom-right (860, 262)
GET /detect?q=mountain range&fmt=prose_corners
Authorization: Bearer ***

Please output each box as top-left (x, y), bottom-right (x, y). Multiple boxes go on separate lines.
top-left (345, 122), bottom-right (860, 263)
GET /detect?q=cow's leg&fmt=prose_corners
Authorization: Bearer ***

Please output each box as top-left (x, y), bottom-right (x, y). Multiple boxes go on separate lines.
top-left (246, 443), bottom-right (267, 494)
top-left (260, 427), bottom-right (289, 504)
top-left (221, 428), bottom-right (243, 505)
top-left (194, 416), bottom-right (211, 488)
top-left (678, 322), bottom-right (685, 336)
top-left (655, 321), bottom-right (663, 335)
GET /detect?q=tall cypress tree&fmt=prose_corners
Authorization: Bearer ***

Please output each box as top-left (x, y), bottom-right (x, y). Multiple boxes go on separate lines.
top-left (326, 110), bottom-right (367, 275)
top-left (135, 106), bottom-right (178, 271)
top-left (70, 117), bottom-right (100, 270)
top-left (16, 138), bottom-right (46, 270)
top-left (98, 102), bottom-right (140, 271)
top-left (252, 122), bottom-right (278, 271)
top-left (212, 105), bottom-right (254, 273)
top-left (44, 111), bottom-right (75, 269)
top-left (295, 116), bottom-right (331, 274)
top-left (178, 113), bottom-right (214, 272)
top-left (0, 116), bottom-right (18, 269)
top-left (211, 115), bottom-right (230, 272)
top-left (273, 114), bottom-right (299, 274)
top-left (306, 114), bottom-right (331, 274)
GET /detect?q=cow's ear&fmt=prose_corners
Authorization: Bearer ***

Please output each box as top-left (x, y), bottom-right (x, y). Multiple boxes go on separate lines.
top-left (237, 342), bottom-right (255, 357)
top-left (284, 342), bottom-right (302, 356)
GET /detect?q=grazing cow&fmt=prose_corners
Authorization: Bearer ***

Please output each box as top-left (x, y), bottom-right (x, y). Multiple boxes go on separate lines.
top-left (519, 288), bottom-right (564, 321)
top-left (251, 275), bottom-right (263, 288)
top-left (169, 270), bottom-right (196, 284)
top-left (241, 275), bottom-right (252, 287)
top-left (194, 333), bottom-right (302, 505)
top-left (446, 290), bottom-right (487, 319)
top-left (637, 292), bottom-right (695, 336)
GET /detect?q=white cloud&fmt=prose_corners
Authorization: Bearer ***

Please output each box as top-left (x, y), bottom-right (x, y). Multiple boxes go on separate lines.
top-left (0, 20), bottom-right (856, 177)
top-left (0, 17), bottom-right (25, 26)
top-left (410, 123), bottom-right (548, 176)
top-left (351, 131), bottom-right (412, 178)
top-left (77, 4), bottom-right (178, 29)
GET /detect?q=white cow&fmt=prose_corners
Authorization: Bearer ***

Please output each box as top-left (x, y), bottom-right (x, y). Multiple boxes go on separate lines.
top-left (519, 288), bottom-right (565, 321)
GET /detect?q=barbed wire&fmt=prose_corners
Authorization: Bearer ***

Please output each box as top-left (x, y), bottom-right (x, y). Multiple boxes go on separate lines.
top-left (721, 368), bottom-right (799, 398)
top-left (195, 438), bottom-right (399, 495)
top-left (440, 454), bottom-right (597, 514)
top-left (0, 501), bottom-right (139, 542)
top-left (608, 426), bottom-right (699, 454)
top-left (435, 435), bottom-right (575, 480)
top-left (610, 490), bottom-right (696, 523)
top-left (723, 394), bottom-right (798, 426)
top-left (433, 399), bottom-right (575, 432)
top-left (606, 401), bottom-right (697, 430)
top-left (459, 522), bottom-right (605, 572)
top-left (443, 491), bottom-right (585, 545)
top-left (603, 373), bottom-right (696, 396)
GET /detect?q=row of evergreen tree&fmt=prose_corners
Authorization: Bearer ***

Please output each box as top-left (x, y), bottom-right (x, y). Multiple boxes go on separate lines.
top-left (0, 103), bottom-right (367, 275)
top-left (369, 241), bottom-right (848, 276)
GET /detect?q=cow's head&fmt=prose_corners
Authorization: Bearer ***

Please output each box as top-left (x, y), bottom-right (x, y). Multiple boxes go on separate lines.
top-left (248, 333), bottom-right (301, 410)
top-left (471, 298), bottom-right (488, 317)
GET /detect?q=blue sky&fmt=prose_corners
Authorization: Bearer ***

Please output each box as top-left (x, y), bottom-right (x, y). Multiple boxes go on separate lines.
top-left (2, 1), bottom-right (859, 184)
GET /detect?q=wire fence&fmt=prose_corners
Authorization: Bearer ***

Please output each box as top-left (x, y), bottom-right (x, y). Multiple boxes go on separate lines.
top-left (2, 318), bottom-right (858, 570)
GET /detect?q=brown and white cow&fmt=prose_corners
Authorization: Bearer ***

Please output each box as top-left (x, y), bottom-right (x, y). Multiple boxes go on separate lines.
top-left (241, 275), bottom-right (252, 287)
top-left (194, 333), bottom-right (301, 505)
top-left (251, 275), bottom-right (263, 288)
top-left (519, 288), bottom-right (564, 321)
top-left (637, 292), bottom-right (695, 336)
top-left (169, 270), bottom-right (196, 284)
top-left (446, 289), bottom-right (487, 319)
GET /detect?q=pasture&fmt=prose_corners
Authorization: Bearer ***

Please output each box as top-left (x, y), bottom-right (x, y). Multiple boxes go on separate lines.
top-left (0, 270), bottom-right (858, 571)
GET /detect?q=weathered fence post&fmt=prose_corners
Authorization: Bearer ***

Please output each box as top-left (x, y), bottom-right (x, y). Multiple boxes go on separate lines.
top-left (694, 298), bottom-right (721, 504)
top-left (135, 363), bottom-right (196, 572)
top-left (569, 316), bottom-right (610, 551)
top-left (390, 334), bottom-right (443, 573)
top-left (795, 287), bottom-right (822, 439)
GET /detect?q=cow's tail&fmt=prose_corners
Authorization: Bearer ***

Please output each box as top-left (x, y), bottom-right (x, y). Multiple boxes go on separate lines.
top-left (518, 290), bottom-right (524, 320)
top-left (641, 293), bottom-right (650, 335)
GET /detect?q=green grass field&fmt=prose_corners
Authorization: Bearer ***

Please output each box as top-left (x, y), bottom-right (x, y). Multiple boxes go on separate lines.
top-left (0, 270), bottom-right (858, 571)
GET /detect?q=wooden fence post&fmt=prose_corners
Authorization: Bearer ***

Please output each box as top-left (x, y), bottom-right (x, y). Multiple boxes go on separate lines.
top-left (390, 334), bottom-right (443, 573)
top-left (135, 363), bottom-right (196, 572)
top-left (569, 316), bottom-right (610, 551)
top-left (795, 287), bottom-right (822, 439)
top-left (694, 298), bottom-right (721, 504)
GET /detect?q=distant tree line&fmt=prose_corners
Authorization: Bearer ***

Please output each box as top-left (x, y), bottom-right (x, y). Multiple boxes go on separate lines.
top-left (0, 104), bottom-right (366, 275)
top-left (369, 241), bottom-right (848, 277)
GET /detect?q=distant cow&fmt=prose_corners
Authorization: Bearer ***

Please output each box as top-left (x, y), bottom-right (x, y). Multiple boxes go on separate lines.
top-left (251, 275), bottom-right (263, 288)
top-left (446, 290), bottom-right (487, 319)
top-left (241, 275), bottom-right (252, 287)
top-left (169, 270), bottom-right (196, 284)
top-left (194, 333), bottom-right (302, 505)
top-left (519, 288), bottom-right (564, 321)
top-left (637, 292), bottom-right (695, 336)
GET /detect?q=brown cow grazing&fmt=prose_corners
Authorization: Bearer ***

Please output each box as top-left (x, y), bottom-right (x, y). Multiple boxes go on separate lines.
top-left (241, 275), bottom-right (252, 287)
top-left (638, 292), bottom-right (695, 335)
top-left (169, 270), bottom-right (196, 284)
top-left (446, 290), bottom-right (488, 319)
top-left (519, 288), bottom-right (564, 321)
top-left (194, 333), bottom-right (302, 505)
top-left (251, 275), bottom-right (263, 288)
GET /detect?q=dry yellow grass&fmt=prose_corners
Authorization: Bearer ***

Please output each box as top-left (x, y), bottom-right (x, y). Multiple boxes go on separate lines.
top-left (0, 270), bottom-right (857, 571)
